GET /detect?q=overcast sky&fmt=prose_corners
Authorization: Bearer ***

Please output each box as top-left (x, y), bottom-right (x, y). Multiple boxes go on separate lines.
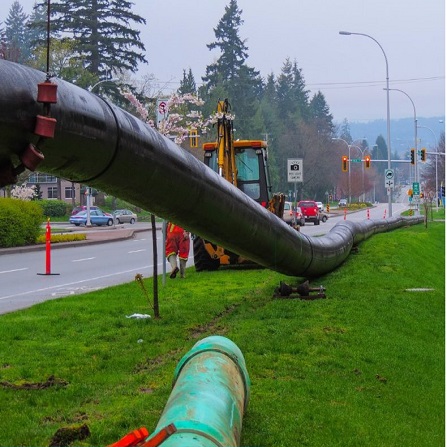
top-left (5, 0), bottom-right (446, 123)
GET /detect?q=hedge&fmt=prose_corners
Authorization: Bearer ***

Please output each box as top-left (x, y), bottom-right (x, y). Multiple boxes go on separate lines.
top-left (37, 199), bottom-right (68, 217)
top-left (0, 198), bottom-right (43, 248)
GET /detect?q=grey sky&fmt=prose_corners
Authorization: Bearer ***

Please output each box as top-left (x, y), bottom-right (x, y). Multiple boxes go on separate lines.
top-left (5, 0), bottom-right (446, 123)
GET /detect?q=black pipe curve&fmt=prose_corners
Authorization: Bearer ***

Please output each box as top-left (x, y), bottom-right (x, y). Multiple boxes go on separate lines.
top-left (0, 61), bottom-right (424, 278)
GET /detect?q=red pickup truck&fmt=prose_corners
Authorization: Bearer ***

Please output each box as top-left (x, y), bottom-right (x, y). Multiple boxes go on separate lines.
top-left (298, 200), bottom-right (320, 225)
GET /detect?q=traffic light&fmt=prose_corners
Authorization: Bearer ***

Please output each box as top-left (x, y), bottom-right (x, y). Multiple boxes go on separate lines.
top-left (342, 155), bottom-right (348, 172)
top-left (420, 148), bottom-right (426, 162)
top-left (364, 155), bottom-right (371, 168)
top-left (441, 186), bottom-right (445, 197)
top-left (410, 148), bottom-right (415, 165)
top-left (189, 129), bottom-right (198, 148)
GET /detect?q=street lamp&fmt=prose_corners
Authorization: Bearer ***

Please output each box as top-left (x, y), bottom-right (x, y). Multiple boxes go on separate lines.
top-left (418, 125), bottom-right (440, 210)
top-left (88, 77), bottom-right (119, 92)
top-left (332, 137), bottom-right (362, 204)
top-left (385, 88), bottom-right (418, 184)
top-left (339, 31), bottom-right (392, 217)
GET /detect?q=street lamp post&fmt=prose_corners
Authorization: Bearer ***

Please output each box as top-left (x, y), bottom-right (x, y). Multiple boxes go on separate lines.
top-left (418, 125), bottom-right (440, 210)
top-left (332, 137), bottom-right (362, 204)
top-left (339, 31), bottom-right (392, 217)
top-left (88, 77), bottom-right (119, 92)
top-left (386, 88), bottom-right (418, 184)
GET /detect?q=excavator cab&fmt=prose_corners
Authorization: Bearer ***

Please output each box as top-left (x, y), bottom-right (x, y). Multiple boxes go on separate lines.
top-left (193, 99), bottom-right (281, 271)
top-left (203, 139), bottom-right (272, 207)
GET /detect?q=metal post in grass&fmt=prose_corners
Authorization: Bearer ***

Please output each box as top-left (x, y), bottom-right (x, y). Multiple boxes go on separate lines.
top-left (151, 214), bottom-right (160, 318)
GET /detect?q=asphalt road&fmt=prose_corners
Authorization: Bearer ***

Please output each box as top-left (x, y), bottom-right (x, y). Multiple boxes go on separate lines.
top-left (0, 226), bottom-right (194, 315)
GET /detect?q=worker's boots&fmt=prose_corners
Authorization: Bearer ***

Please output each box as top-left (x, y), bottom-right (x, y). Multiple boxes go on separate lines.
top-left (168, 255), bottom-right (179, 279)
top-left (179, 259), bottom-right (187, 278)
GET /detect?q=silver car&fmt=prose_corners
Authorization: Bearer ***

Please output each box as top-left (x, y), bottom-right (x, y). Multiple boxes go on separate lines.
top-left (113, 209), bottom-right (137, 224)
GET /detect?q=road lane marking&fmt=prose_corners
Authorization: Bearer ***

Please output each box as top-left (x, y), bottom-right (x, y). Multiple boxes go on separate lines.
top-left (72, 257), bottom-right (95, 262)
top-left (129, 249), bottom-right (146, 253)
top-left (0, 255), bottom-right (194, 302)
top-left (0, 267), bottom-right (29, 274)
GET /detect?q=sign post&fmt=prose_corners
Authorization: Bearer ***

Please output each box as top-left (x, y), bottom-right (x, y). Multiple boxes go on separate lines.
top-left (287, 159), bottom-right (303, 225)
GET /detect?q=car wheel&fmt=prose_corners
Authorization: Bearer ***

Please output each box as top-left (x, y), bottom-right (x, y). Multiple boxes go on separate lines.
top-left (130, 218), bottom-right (135, 224)
top-left (107, 219), bottom-right (113, 226)
top-left (321, 215), bottom-right (327, 223)
top-left (116, 218), bottom-right (121, 224)
top-left (75, 223), bottom-right (80, 226)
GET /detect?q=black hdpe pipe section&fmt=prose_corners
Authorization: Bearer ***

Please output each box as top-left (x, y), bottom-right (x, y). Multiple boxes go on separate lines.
top-left (0, 61), bottom-right (424, 277)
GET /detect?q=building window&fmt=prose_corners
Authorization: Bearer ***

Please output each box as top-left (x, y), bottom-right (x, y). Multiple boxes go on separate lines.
top-left (48, 187), bottom-right (58, 199)
top-left (65, 186), bottom-right (75, 199)
top-left (28, 173), bottom-right (57, 183)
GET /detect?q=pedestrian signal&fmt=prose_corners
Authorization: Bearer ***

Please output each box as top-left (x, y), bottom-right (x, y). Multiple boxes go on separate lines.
top-left (342, 156), bottom-right (348, 172)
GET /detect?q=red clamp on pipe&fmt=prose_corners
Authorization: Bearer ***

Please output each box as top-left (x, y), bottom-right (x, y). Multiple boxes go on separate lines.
top-left (108, 427), bottom-right (149, 447)
top-left (34, 115), bottom-right (57, 138)
top-left (37, 81), bottom-right (58, 104)
top-left (141, 423), bottom-right (177, 447)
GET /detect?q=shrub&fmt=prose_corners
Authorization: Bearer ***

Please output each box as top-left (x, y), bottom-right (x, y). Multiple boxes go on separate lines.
top-left (0, 198), bottom-right (43, 247)
top-left (35, 233), bottom-right (87, 244)
top-left (38, 199), bottom-right (68, 217)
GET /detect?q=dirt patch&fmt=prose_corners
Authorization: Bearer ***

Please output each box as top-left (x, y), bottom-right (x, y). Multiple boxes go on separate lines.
top-left (187, 304), bottom-right (238, 339)
top-left (0, 375), bottom-right (68, 390)
top-left (48, 424), bottom-right (90, 447)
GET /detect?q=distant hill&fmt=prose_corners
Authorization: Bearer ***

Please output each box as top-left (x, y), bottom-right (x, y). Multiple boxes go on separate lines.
top-left (336, 116), bottom-right (445, 156)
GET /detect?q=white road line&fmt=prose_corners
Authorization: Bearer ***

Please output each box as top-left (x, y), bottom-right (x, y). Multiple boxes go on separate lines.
top-left (0, 267), bottom-right (29, 274)
top-left (129, 249), bottom-right (146, 253)
top-left (0, 265), bottom-right (153, 301)
top-left (72, 257), bottom-right (96, 262)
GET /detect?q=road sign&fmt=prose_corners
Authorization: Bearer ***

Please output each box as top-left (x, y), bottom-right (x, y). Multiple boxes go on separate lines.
top-left (384, 169), bottom-right (394, 189)
top-left (287, 158), bottom-right (303, 182)
top-left (412, 182), bottom-right (420, 195)
top-left (351, 158), bottom-right (362, 163)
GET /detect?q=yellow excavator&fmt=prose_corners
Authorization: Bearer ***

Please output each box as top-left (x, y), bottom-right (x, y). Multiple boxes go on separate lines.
top-left (193, 99), bottom-right (285, 271)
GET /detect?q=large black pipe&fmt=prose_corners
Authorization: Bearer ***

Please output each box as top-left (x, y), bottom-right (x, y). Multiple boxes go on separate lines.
top-left (0, 61), bottom-right (423, 277)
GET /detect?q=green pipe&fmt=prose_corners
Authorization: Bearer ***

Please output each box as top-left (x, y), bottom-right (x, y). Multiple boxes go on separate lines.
top-left (147, 336), bottom-right (250, 447)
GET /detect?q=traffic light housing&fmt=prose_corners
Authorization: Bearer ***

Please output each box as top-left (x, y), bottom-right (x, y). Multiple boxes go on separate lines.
top-left (189, 129), bottom-right (198, 148)
top-left (410, 148), bottom-right (415, 165)
top-left (342, 155), bottom-right (348, 172)
top-left (420, 148), bottom-right (426, 162)
top-left (365, 155), bottom-right (371, 168)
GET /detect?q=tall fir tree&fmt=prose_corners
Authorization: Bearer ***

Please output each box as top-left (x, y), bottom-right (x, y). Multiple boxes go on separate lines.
top-left (309, 91), bottom-right (334, 137)
top-left (202, 0), bottom-right (262, 136)
top-left (4, 1), bottom-right (32, 63)
top-left (178, 68), bottom-right (196, 95)
top-left (32, 0), bottom-right (147, 78)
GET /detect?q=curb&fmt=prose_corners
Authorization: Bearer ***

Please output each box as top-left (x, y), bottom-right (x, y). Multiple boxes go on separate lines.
top-left (0, 226), bottom-right (161, 256)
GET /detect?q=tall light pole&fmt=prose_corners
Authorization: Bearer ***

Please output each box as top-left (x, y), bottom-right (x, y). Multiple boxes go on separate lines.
top-left (332, 138), bottom-right (362, 204)
top-left (418, 125), bottom-right (440, 210)
top-left (88, 77), bottom-right (119, 92)
top-left (386, 88), bottom-right (418, 185)
top-left (339, 31), bottom-right (392, 217)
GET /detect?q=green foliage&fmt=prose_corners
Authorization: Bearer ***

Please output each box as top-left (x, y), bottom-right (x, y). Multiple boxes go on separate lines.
top-left (0, 198), bottom-right (42, 247)
top-left (0, 222), bottom-right (443, 446)
top-left (38, 199), bottom-right (68, 217)
top-left (33, 0), bottom-right (147, 77)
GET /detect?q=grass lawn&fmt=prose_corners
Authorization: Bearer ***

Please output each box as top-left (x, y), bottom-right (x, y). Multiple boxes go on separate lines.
top-left (0, 221), bottom-right (444, 446)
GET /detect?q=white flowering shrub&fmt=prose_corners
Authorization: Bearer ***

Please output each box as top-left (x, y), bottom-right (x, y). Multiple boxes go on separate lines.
top-left (10, 183), bottom-right (37, 201)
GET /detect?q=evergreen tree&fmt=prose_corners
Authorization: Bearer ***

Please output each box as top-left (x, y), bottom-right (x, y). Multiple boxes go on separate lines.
top-left (309, 91), bottom-right (334, 137)
top-left (33, 0), bottom-right (147, 78)
top-left (338, 118), bottom-right (353, 143)
top-left (178, 68), bottom-right (196, 95)
top-left (202, 0), bottom-right (262, 136)
top-left (4, 1), bottom-right (31, 63)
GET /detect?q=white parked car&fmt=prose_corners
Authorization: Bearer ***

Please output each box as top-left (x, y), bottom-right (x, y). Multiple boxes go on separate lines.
top-left (316, 201), bottom-right (324, 212)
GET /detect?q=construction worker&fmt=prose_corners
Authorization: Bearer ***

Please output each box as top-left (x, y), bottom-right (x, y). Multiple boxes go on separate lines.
top-left (165, 222), bottom-right (190, 279)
